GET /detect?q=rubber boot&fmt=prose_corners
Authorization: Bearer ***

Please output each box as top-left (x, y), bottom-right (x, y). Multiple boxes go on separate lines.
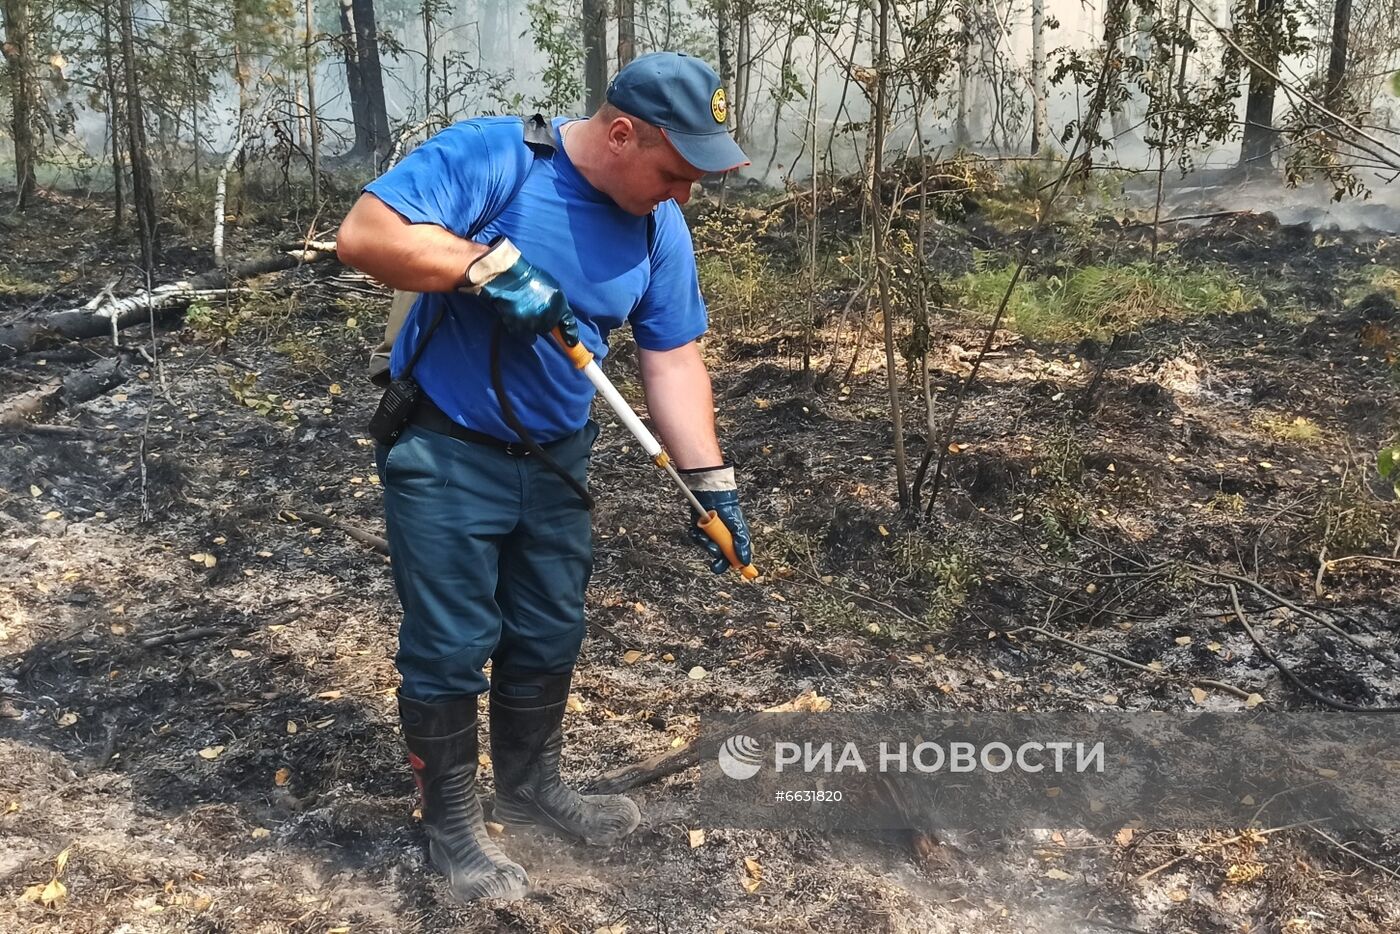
top-left (490, 670), bottom-right (641, 846)
top-left (399, 692), bottom-right (530, 902)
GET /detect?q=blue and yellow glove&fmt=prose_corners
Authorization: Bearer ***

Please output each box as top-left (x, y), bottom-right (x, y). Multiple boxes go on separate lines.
top-left (461, 236), bottom-right (579, 346)
top-left (680, 465), bottom-right (753, 575)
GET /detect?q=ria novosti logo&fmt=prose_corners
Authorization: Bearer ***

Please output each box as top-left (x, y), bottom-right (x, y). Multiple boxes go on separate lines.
top-left (717, 734), bottom-right (764, 780)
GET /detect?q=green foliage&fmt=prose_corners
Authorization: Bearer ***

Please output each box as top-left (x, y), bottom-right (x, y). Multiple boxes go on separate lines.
top-left (526, 0), bottom-right (582, 112)
top-left (952, 256), bottom-right (1258, 342)
top-left (692, 207), bottom-right (793, 330)
top-left (890, 534), bottom-right (980, 631)
top-left (1027, 426), bottom-right (1089, 554)
top-left (226, 372), bottom-right (298, 423)
top-left (1380, 445), bottom-right (1400, 499)
top-left (1313, 472), bottom-right (1392, 555)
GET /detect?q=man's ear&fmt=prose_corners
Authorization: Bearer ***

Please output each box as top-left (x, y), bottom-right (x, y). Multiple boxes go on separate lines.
top-left (606, 116), bottom-right (635, 152)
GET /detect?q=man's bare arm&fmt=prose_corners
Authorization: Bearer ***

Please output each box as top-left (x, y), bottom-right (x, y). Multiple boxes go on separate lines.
top-left (336, 192), bottom-right (489, 292)
top-left (638, 341), bottom-right (724, 469)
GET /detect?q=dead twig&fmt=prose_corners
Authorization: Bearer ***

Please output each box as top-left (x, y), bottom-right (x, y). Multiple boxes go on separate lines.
top-left (1227, 585), bottom-right (1400, 713)
top-left (1310, 827), bottom-right (1400, 882)
top-left (1136, 821), bottom-right (1318, 883)
top-left (1003, 623), bottom-right (1254, 701)
top-left (1191, 564), bottom-right (1398, 671)
top-left (293, 508), bottom-right (389, 555)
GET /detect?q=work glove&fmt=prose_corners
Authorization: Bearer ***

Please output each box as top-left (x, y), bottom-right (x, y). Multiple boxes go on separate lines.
top-left (680, 465), bottom-right (753, 574)
top-left (460, 236), bottom-right (580, 346)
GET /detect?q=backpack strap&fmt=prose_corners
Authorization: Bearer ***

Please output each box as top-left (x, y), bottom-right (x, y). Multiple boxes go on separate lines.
top-left (369, 115), bottom-right (555, 386)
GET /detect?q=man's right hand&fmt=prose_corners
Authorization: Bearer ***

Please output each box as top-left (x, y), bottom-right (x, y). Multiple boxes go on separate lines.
top-left (460, 237), bottom-right (579, 346)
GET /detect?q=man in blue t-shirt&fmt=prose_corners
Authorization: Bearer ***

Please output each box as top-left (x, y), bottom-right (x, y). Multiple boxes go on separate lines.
top-left (336, 52), bottom-right (753, 903)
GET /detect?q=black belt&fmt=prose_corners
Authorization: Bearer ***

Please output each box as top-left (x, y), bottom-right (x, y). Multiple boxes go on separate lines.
top-left (409, 397), bottom-right (566, 457)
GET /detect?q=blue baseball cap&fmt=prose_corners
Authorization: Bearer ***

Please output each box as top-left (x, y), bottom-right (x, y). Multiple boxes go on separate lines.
top-left (605, 51), bottom-right (750, 173)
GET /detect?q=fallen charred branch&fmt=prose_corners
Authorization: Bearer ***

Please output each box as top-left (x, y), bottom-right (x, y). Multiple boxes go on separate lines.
top-left (0, 355), bottom-right (132, 427)
top-left (0, 241), bottom-right (340, 360)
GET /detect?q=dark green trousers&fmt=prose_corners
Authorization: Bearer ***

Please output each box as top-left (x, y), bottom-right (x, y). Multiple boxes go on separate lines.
top-left (375, 421), bottom-right (597, 699)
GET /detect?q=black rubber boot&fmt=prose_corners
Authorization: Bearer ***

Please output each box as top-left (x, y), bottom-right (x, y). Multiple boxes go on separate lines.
top-left (489, 670), bottom-right (641, 846)
top-left (399, 693), bottom-right (530, 902)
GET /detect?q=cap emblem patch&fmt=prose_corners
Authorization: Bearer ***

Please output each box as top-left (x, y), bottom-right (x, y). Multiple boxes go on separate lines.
top-left (711, 88), bottom-right (728, 124)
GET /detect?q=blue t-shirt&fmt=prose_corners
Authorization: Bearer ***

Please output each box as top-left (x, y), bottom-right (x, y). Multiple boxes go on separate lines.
top-left (363, 115), bottom-right (708, 442)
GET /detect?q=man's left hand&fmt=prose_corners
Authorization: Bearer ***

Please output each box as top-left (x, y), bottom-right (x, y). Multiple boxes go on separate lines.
top-left (680, 465), bottom-right (752, 574)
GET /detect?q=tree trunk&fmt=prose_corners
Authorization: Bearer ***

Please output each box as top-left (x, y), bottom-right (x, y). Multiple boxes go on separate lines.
top-left (617, 0), bottom-right (635, 67)
top-left (2, 0), bottom-right (39, 208)
top-left (582, 0), bottom-right (607, 112)
top-left (339, 0), bottom-right (369, 156)
top-left (716, 0), bottom-right (736, 134)
top-left (1238, 0), bottom-right (1280, 169)
top-left (352, 0), bottom-right (389, 156)
top-left (304, 0), bottom-right (320, 200)
top-left (872, 0), bottom-right (909, 508)
top-left (1324, 0), bottom-right (1351, 112)
top-left (117, 0), bottom-right (159, 267)
top-left (101, 0), bottom-right (123, 229)
top-left (955, 7), bottom-right (972, 147)
top-left (1030, 0), bottom-right (1047, 153)
top-left (734, 3), bottom-right (752, 146)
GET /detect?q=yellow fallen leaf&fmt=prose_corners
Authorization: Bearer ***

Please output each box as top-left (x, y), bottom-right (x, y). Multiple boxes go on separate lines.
top-left (688, 829), bottom-right (706, 848)
top-left (1044, 868), bottom-right (1072, 881)
top-left (878, 524), bottom-right (889, 537)
top-left (566, 694), bottom-right (587, 713)
top-left (1115, 827), bottom-right (1135, 847)
top-left (1245, 693), bottom-right (1264, 709)
top-left (622, 650), bottom-right (643, 665)
top-left (43, 511), bottom-right (61, 521)
top-left (688, 666), bottom-right (708, 680)
top-left (328, 383), bottom-right (342, 396)
top-left (56, 712), bottom-right (78, 728)
top-left (230, 649), bottom-right (252, 659)
top-left (662, 652), bottom-right (675, 662)
top-left (741, 856), bottom-right (763, 892)
top-left (1101, 694), bottom-right (1119, 705)
top-left (40, 878), bottom-right (67, 906)
top-left (1316, 768), bottom-right (1339, 779)
top-left (1207, 641), bottom-right (1222, 653)
top-left (29, 485), bottom-right (42, 498)
top-left (54, 848), bottom-right (70, 874)
top-left (316, 690), bottom-right (343, 700)
top-left (197, 745), bottom-right (225, 760)
top-left (1168, 888), bottom-right (1188, 902)
top-left (1190, 687), bottom-right (1208, 705)
top-left (1175, 636), bottom-right (1192, 646)
top-left (274, 767), bottom-right (291, 786)
top-left (250, 828), bottom-right (270, 839)
top-left (286, 721), bottom-right (298, 734)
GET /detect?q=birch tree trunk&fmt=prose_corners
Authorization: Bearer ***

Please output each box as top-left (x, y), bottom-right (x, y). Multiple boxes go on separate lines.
top-left (1030, 0), bottom-right (1047, 153)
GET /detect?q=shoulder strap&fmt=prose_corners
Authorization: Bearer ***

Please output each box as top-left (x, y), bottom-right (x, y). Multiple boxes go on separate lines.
top-left (372, 116), bottom-right (555, 386)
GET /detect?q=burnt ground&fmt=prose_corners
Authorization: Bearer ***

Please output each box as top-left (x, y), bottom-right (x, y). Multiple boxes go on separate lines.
top-left (0, 191), bottom-right (1398, 934)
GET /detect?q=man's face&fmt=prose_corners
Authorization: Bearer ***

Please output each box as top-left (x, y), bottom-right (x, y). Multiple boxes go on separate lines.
top-left (607, 119), bottom-right (709, 216)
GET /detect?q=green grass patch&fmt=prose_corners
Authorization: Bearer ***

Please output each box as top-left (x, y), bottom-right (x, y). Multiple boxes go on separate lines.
top-left (1344, 265), bottom-right (1400, 306)
top-left (951, 256), bottom-right (1259, 342)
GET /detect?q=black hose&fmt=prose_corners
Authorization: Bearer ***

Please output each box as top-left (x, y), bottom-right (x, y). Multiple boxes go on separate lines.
top-left (490, 322), bottom-right (595, 510)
